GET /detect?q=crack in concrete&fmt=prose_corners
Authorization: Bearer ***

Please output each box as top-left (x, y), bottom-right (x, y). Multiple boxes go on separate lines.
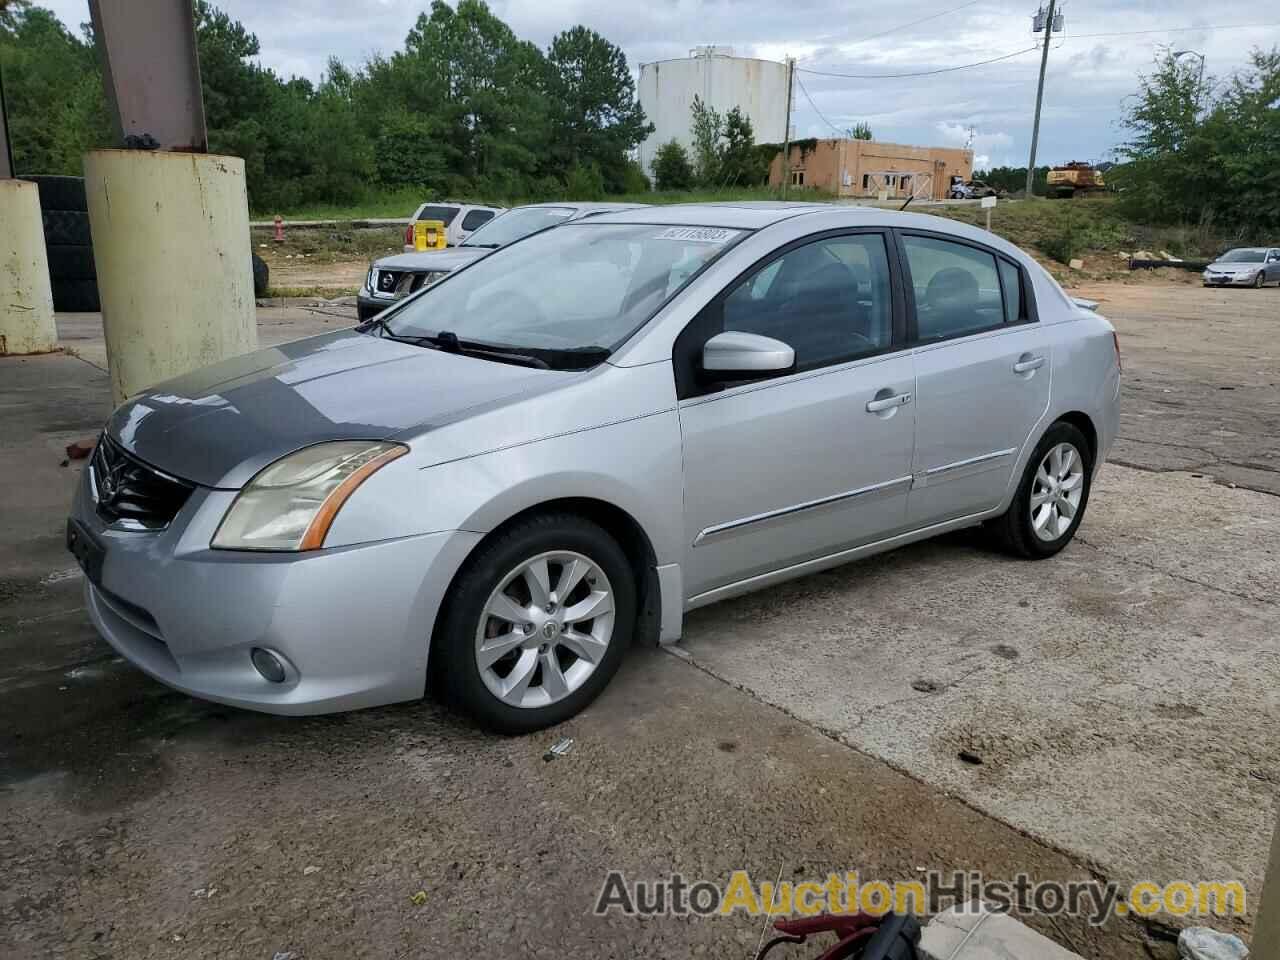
top-left (1073, 535), bottom-right (1275, 608)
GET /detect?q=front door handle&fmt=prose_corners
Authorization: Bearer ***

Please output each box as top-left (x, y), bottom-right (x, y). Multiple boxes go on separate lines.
top-left (1013, 355), bottom-right (1045, 374)
top-left (866, 392), bottom-right (912, 413)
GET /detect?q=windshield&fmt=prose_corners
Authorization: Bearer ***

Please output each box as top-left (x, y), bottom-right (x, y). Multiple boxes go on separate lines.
top-left (462, 207), bottom-right (576, 248)
top-left (1220, 249), bottom-right (1265, 263)
top-left (385, 223), bottom-right (745, 354)
top-left (416, 205), bottom-right (459, 225)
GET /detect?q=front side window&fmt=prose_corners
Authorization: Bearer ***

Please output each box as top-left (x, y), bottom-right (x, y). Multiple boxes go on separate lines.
top-left (903, 235), bottom-right (1005, 341)
top-left (385, 223), bottom-right (744, 355)
top-left (722, 234), bottom-right (893, 370)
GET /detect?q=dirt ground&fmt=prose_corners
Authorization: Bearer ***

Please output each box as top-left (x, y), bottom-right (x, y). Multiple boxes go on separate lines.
top-left (1, 280), bottom-right (1276, 959)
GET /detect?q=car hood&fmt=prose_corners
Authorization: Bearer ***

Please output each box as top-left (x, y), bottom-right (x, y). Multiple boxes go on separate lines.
top-left (105, 330), bottom-right (567, 488)
top-left (1206, 260), bottom-right (1261, 273)
top-left (375, 247), bottom-right (491, 272)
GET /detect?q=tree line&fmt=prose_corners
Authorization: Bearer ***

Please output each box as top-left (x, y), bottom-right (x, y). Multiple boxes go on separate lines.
top-left (0, 0), bottom-right (655, 211)
top-left (1113, 47), bottom-right (1280, 234)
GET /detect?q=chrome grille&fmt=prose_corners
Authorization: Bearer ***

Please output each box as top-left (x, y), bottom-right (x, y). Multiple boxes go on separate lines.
top-left (90, 435), bottom-right (193, 529)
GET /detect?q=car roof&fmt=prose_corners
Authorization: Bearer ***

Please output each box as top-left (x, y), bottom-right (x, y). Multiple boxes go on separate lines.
top-left (509, 201), bottom-right (649, 214)
top-left (584, 201), bottom-right (844, 229)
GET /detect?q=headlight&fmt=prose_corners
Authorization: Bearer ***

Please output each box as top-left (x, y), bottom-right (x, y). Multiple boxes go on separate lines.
top-left (366, 266), bottom-right (377, 291)
top-left (212, 441), bottom-right (407, 551)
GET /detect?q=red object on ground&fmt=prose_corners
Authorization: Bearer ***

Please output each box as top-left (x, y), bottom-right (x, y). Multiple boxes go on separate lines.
top-left (66, 438), bottom-right (96, 460)
top-left (273, 215), bottom-right (284, 242)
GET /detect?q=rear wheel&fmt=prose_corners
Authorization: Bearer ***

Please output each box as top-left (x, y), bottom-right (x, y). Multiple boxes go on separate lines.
top-left (436, 513), bottom-right (635, 733)
top-left (988, 422), bottom-right (1093, 558)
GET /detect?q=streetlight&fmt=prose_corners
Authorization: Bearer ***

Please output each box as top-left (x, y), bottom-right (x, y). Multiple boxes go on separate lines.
top-left (1172, 49), bottom-right (1206, 110)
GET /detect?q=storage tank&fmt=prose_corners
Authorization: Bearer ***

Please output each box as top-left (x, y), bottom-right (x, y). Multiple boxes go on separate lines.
top-left (637, 48), bottom-right (788, 181)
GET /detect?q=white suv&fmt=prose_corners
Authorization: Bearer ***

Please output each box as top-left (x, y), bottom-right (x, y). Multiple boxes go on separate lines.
top-left (401, 201), bottom-right (505, 250)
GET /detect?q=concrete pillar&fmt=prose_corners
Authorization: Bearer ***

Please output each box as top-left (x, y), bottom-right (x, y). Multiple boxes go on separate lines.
top-left (0, 179), bottom-right (58, 356)
top-left (83, 150), bottom-right (257, 404)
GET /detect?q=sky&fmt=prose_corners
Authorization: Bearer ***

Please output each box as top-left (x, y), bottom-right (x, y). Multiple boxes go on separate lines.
top-left (38, 0), bottom-right (1280, 169)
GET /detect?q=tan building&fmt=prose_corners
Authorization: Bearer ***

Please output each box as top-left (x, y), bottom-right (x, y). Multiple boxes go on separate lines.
top-left (769, 138), bottom-right (974, 201)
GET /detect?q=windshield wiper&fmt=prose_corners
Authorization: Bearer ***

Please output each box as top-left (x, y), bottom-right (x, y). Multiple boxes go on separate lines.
top-left (462, 242), bottom-right (501, 249)
top-left (419, 331), bottom-right (550, 369)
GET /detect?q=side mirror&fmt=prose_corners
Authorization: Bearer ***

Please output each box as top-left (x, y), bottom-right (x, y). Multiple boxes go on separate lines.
top-left (701, 331), bottom-right (795, 380)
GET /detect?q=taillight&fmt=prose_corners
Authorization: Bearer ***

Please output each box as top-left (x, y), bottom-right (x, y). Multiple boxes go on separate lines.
top-left (404, 222), bottom-right (414, 245)
top-left (1112, 331), bottom-right (1122, 372)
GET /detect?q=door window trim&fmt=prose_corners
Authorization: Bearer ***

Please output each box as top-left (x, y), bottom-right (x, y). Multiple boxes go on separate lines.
top-left (893, 229), bottom-right (1040, 347)
top-left (673, 227), bottom-right (909, 400)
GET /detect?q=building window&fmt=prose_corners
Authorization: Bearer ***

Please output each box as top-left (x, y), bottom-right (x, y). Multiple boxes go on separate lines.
top-left (862, 174), bottom-right (870, 189)
top-left (791, 169), bottom-right (805, 186)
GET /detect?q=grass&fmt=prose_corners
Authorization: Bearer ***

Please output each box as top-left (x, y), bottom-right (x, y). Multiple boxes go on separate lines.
top-left (256, 188), bottom-right (1231, 286)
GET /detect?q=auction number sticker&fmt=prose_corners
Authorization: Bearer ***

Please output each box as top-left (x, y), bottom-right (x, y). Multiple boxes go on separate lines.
top-left (654, 227), bottom-right (738, 244)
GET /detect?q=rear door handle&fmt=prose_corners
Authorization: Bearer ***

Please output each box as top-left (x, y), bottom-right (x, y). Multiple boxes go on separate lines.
top-left (1013, 356), bottom-right (1045, 374)
top-left (866, 392), bottom-right (912, 413)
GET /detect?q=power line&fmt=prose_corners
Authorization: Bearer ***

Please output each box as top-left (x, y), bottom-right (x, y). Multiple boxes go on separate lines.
top-left (798, 46), bottom-right (1039, 80)
top-left (793, 19), bottom-right (1280, 82)
top-left (1060, 21), bottom-right (1280, 40)
top-left (825, 0), bottom-right (985, 52)
top-left (795, 75), bottom-right (845, 136)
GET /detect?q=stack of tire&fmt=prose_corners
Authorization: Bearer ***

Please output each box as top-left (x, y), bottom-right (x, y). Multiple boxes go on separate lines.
top-left (21, 175), bottom-right (100, 312)
top-left (19, 173), bottom-right (272, 311)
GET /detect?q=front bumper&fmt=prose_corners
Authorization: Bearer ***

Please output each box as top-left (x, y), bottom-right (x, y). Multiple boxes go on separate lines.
top-left (70, 464), bottom-right (481, 715)
top-left (356, 288), bottom-right (395, 322)
top-left (1203, 272), bottom-right (1258, 286)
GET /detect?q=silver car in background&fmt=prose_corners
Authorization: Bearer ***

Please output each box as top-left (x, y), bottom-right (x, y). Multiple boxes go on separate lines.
top-left (358, 202), bottom-right (645, 322)
top-left (68, 203), bottom-right (1121, 733)
top-left (1202, 247), bottom-right (1280, 287)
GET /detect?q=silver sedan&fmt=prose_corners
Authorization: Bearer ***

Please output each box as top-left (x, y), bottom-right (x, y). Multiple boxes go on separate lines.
top-left (68, 203), bottom-right (1121, 732)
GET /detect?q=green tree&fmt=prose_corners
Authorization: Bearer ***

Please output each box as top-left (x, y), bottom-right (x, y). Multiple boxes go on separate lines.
top-left (652, 139), bottom-right (694, 190)
top-left (848, 122), bottom-right (873, 140)
top-left (718, 107), bottom-right (768, 186)
top-left (546, 25), bottom-right (652, 192)
top-left (689, 94), bottom-right (724, 185)
top-left (0, 2), bottom-right (109, 173)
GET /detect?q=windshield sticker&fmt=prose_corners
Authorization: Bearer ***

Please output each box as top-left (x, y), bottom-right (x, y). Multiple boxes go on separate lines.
top-left (653, 227), bottom-right (738, 244)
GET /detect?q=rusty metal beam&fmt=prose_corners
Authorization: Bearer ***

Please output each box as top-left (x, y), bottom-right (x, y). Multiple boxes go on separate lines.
top-left (88, 0), bottom-right (207, 152)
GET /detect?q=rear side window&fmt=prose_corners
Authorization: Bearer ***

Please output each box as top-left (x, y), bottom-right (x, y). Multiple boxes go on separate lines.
top-left (461, 209), bottom-right (495, 231)
top-left (903, 235), bottom-right (1004, 341)
top-left (417, 205), bottom-right (459, 225)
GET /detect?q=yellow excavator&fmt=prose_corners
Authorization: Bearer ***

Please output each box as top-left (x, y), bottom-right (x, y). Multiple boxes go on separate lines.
top-left (1046, 161), bottom-right (1106, 199)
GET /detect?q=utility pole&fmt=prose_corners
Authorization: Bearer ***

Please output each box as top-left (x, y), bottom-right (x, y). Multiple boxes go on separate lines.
top-left (1024, 0), bottom-right (1059, 199)
top-left (780, 56), bottom-right (795, 200)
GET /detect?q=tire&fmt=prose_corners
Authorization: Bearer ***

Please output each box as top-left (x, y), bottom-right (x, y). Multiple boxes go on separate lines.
top-left (50, 277), bottom-right (100, 312)
top-left (987, 422), bottom-right (1093, 559)
top-left (21, 175), bottom-right (88, 212)
top-left (42, 209), bottom-right (92, 246)
top-left (435, 513), bottom-right (636, 734)
top-left (252, 254), bottom-right (269, 297)
top-left (1254, 273), bottom-right (1265, 289)
top-left (46, 244), bottom-right (97, 280)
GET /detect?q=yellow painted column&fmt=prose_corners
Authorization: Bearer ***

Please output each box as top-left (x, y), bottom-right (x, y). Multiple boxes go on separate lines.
top-left (83, 150), bottom-right (257, 404)
top-left (0, 179), bottom-right (58, 356)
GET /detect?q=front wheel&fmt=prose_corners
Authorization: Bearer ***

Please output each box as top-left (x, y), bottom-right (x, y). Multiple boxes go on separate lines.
top-left (435, 514), bottom-right (635, 733)
top-left (988, 422), bottom-right (1093, 558)
top-left (1254, 272), bottom-right (1266, 289)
